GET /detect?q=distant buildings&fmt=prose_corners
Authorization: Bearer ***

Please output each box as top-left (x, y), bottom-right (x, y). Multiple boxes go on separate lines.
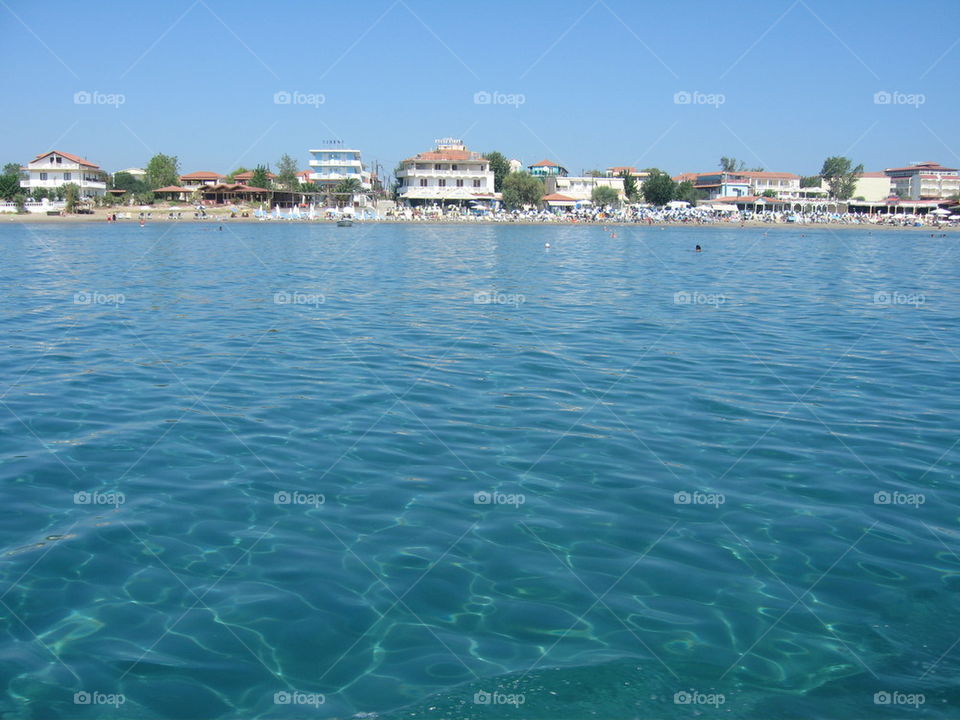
top-left (308, 146), bottom-right (371, 191)
top-left (543, 175), bottom-right (624, 203)
top-left (117, 167), bottom-right (146, 181)
top-left (673, 170), bottom-right (801, 200)
top-left (605, 166), bottom-right (648, 181)
top-left (396, 138), bottom-right (495, 206)
top-left (179, 171), bottom-right (225, 189)
top-left (20, 150), bottom-right (108, 198)
top-left (884, 162), bottom-right (959, 200)
top-left (528, 160), bottom-right (568, 178)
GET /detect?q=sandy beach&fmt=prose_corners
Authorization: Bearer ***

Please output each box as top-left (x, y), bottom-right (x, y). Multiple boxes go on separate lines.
top-left (4, 206), bottom-right (958, 231)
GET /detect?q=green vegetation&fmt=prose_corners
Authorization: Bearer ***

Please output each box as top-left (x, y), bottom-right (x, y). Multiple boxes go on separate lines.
top-left (111, 171), bottom-right (148, 196)
top-left (276, 154), bottom-right (299, 190)
top-left (483, 152), bottom-right (510, 192)
top-left (619, 171), bottom-right (639, 202)
top-left (249, 165), bottom-right (272, 190)
top-left (63, 183), bottom-right (80, 213)
top-left (226, 167), bottom-right (250, 182)
top-left (800, 175), bottom-right (821, 188)
top-left (0, 172), bottom-right (20, 200)
top-left (501, 172), bottom-right (544, 210)
top-left (719, 157), bottom-right (763, 172)
top-left (673, 180), bottom-right (699, 206)
top-left (333, 177), bottom-right (363, 206)
top-left (145, 154), bottom-right (180, 189)
top-left (641, 169), bottom-right (676, 206)
top-left (760, 189), bottom-right (777, 198)
top-left (591, 185), bottom-right (619, 207)
top-left (820, 156), bottom-right (863, 200)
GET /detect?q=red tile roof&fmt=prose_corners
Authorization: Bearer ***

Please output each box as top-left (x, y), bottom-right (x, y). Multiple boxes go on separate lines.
top-left (405, 150), bottom-right (484, 163)
top-left (180, 171), bottom-right (224, 180)
top-left (530, 159), bottom-right (560, 167)
top-left (543, 193), bottom-right (577, 201)
top-left (32, 150), bottom-right (100, 169)
top-left (154, 185), bottom-right (190, 193)
top-left (232, 171), bottom-right (276, 180)
top-left (885, 162), bottom-right (957, 173)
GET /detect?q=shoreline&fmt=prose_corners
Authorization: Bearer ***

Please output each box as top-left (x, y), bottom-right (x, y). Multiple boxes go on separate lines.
top-left (4, 211), bottom-right (956, 232)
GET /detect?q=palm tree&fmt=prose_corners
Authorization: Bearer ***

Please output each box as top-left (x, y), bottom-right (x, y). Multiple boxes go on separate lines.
top-left (333, 177), bottom-right (363, 207)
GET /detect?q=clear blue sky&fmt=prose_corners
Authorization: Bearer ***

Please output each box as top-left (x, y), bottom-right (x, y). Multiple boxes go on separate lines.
top-left (2, 0), bottom-right (958, 177)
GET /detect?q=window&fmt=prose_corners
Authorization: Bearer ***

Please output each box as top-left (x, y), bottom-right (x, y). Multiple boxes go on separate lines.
top-left (420, 179), bottom-right (427, 187)
top-left (40, 172), bottom-right (47, 181)
top-left (452, 164), bottom-right (458, 171)
top-left (439, 179), bottom-right (446, 187)
top-left (473, 179), bottom-right (481, 188)
top-left (63, 173), bottom-right (71, 181)
top-left (435, 164), bottom-right (442, 171)
top-left (456, 179), bottom-right (464, 187)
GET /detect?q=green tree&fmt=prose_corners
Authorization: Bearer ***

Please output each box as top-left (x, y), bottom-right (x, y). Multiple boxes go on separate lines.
top-left (0, 173), bottom-right (20, 200)
top-left (276, 154), bottom-right (299, 190)
top-left (501, 171), bottom-right (544, 210)
top-left (13, 193), bottom-right (27, 213)
top-left (30, 187), bottom-right (48, 201)
top-left (3, 162), bottom-right (21, 177)
top-left (641, 169), bottom-right (676, 206)
top-left (63, 183), bottom-right (80, 213)
top-left (584, 169), bottom-right (604, 178)
top-left (145, 154), bottom-right (180, 189)
top-left (484, 152), bottom-right (510, 192)
top-left (674, 180), bottom-right (699, 205)
top-left (800, 175), bottom-right (821, 188)
top-left (226, 166), bottom-right (250, 182)
top-left (618, 171), bottom-right (639, 202)
top-left (720, 157), bottom-right (745, 172)
top-left (820, 156), bottom-right (863, 200)
top-left (591, 185), bottom-right (619, 207)
top-left (391, 162), bottom-right (405, 201)
top-left (111, 171), bottom-right (147, 195)
top-left (333, 177), bottom-right (363, 207)
top-left (760, 189), bottom-right (777, 198)
top-left (249, 165), bottom-right (272, 190)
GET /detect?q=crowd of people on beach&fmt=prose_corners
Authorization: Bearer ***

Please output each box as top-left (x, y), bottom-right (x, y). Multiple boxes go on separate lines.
top-left (381, 204), bottom-right (959, 228)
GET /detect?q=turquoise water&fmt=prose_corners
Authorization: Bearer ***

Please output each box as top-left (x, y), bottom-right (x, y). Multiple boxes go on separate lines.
top-left (1, 222), bottom-right (958, 719)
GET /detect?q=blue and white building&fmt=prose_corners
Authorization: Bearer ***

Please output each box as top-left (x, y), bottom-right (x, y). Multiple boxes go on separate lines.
top-left (308, 146), bottom-right (372, 192)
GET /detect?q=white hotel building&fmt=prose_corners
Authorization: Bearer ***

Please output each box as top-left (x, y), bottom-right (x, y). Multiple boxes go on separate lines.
top-left (308, 146), bottom-right (371, 191)
top-left (21, 150), bottom-right (108, 198)
top-left (396, 139), bottom-right (496, 206)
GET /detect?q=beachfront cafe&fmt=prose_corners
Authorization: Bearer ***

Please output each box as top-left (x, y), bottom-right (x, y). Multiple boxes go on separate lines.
top-left (846, 196), bottom-right (943, 215)
top-left (197, 183), bottom-right (270, 205)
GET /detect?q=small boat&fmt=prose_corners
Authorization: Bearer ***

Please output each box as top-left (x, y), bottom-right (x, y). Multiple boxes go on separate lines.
top-left (337, 219), bottom-right (353, 227)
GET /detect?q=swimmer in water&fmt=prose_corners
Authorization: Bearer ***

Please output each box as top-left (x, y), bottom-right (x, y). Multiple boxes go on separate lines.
top-left (695, 245), bottom-right (702, 252)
